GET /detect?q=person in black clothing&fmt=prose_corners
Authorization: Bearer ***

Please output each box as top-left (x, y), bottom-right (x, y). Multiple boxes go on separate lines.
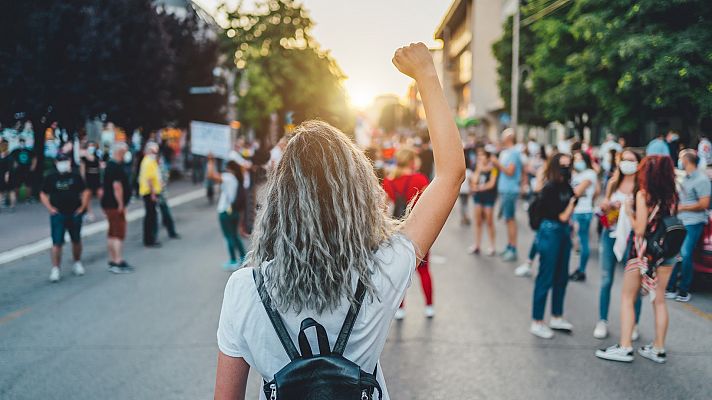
top-left (529, 153), bottom-right (577, 339)
top-left (40, 154), bottom-right (90, 282)
top-left (101, 143), bottom-right (134, 274)
top-left (80, 141), bottom-right (102, 221)
top-left (10, 137), bottom-right (36, 203)
top-left (0, 139), bottom-right (12, 210)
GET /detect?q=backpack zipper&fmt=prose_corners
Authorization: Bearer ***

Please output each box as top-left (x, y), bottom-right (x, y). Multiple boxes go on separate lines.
top-left (270, 384), bottom-right (277, 400)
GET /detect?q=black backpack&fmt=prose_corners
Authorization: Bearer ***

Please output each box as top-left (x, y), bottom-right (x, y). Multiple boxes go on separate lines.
top-left (392, 176), bottom-right (413, 219)
top-left (645, 205), bottom-right (687, 263)
top-left (253, 268), bottom-right (382, 400)
top-left (527, 191), bottom-right (544, 230)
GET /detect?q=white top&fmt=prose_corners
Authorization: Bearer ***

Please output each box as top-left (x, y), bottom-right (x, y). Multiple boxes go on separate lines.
top-left (607, 189), bottom-right (632, 237)
top-left (572, 169), bottom-right (597, 213)
top-left (217, 235), bottom-right (417, 400)
top-left (217, 172), bottom-right (238, 213)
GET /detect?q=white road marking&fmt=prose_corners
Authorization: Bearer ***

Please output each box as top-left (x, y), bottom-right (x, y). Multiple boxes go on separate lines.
top-left (0, 188), bottom-right (205, 266)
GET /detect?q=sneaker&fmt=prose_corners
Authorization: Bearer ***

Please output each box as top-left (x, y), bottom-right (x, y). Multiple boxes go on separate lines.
top-left (514, 262), bottom-right (532, 277)
top-left (118, 261), bottom-right (135, 272)
top-left (394, 308), bottom-right (406, 320)
top-left (549, 317), bottom-right (573, 331)
top-left (424, 306), bottom-right (435, 318)
top-left (569, 271), bottom-right (586, 282)
top-left (665, 290), bottom-right (677, 299)
top-left (485, 247), bottom-right (495, 256)
top-left (144, 242), bottom-right (162, 248)
top-left (529, 322), bottom-right (554, 339)
top-left (593, 320), bottom-right (609, 339)
top-left (108, 262), bottom-right (134, 274)
top-left (596, 344), bottom-right (634, 362)
top-left (49, 267), bottom-right (61, 283)
top-left (501, 249), bottom-right (517, 262)
top-left (72, 261), bottom-right (85, 276)
top-left (638, 344), bottom-right (666, 364)
top-left (468, 245), bottom-right (480, 255)
top-left (631, 325), bottom-right (640, 342)
top-left (675, 291), bottom-right (691, 302)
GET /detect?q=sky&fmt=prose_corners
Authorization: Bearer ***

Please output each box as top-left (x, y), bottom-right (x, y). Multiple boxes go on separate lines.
top-left (192, 0), bottom-right (452, 107)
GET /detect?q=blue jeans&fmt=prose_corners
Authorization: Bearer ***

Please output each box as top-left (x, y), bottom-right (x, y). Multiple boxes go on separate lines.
top-left (219, 211), bottom-right (246, 263)
top-left (599, 231), bottom-right (641, 322)
top-left (528, 235), bottom-right (538, 261)
top-left (532, 220), bottom-right (571, 320)
top-left (667, 223), bottom-right (705, 293)
top-left (572, 212), bottom-right (593, 273)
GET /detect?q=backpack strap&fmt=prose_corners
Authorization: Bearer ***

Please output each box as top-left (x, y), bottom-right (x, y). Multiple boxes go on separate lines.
top-left (252, 267), bottom-right (300, 360)
top-left (333, 279), bottom-right (367, 355)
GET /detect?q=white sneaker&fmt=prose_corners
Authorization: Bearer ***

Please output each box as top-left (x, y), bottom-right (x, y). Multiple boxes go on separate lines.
top-left (664, 290), bottom-right (677, 299)
top-left (394, 308), bottom-right (406, 320)
top-left (549, 317), bottom-right (574, 331)
top-left (424, 306), bottom-right (435, 318)
top-left (49, 267), bottom-right (60, 283)
top-left (72, 261), bottom-right (85, 276)
top-left (595, 344), bottom-right (634, 362)
top-left (530, 322), bottom-right (554, 339)
top-left (638, 344), bottom-right (666, 364)
top-left (485, 247), bottom-right (495, 256)
top-left (593, 320), bottom-right (609, 339)
top-left (514, 262), bottom-right (532, 277)
top-left (631, 325), bottom-right (640, 342)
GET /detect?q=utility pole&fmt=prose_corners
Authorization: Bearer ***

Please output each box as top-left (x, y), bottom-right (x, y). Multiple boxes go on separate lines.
top-left (511, 1), bottom-right (520, 135)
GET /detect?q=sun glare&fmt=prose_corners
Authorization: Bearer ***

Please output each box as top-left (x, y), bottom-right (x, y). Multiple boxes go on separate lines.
top-left (346, 83), bottom-right (375, 109)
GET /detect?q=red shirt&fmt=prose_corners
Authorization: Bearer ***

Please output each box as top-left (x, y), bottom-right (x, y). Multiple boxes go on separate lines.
top-left (383, 173), bottom-right (429, 204)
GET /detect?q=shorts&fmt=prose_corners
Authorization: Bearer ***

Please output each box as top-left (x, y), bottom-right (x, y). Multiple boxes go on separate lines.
top-left (50, 213), bottom-right (83, 245)
top-left (473, 194), bottom-right (496, 208)
top-left (10, 170), bottom-right (30, 189)
top-left (104, 208), bottom-right (127, 239)
top-left (498, 192), bottom-right (519, 220)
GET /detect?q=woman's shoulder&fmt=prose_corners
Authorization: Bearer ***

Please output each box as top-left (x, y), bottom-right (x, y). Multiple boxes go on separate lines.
top-left (224, 266), bottom-right (259, 301)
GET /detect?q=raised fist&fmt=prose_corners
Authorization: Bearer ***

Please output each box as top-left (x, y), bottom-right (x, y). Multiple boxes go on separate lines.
top-left (392, 42), bottom-right (436, 81)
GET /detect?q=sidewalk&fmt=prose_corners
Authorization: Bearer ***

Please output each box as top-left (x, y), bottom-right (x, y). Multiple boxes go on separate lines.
top-left (0, 179), bottom-right (207, 254)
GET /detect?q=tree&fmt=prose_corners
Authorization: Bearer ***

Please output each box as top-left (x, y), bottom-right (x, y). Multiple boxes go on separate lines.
top-left (221, 0), bottom-right (353, 141)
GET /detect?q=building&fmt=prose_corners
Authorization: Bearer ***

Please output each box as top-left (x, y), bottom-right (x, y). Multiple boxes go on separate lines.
top-left (435, 0), bottom-right (517, 139)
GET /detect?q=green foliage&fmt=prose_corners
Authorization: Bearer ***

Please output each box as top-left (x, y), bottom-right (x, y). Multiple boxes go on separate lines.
top-left (493, 0), bottom-right (712, 137)
top-left (222, 0), bottom-right (353, 140)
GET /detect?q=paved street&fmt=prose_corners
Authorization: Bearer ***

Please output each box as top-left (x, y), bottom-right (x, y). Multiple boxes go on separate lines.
top-left (1, 196), bottom-right (711, 399)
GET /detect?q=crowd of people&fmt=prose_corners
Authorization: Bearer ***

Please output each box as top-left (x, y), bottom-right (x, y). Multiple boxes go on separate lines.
top-left (355, 118), bottom-right (712, 366)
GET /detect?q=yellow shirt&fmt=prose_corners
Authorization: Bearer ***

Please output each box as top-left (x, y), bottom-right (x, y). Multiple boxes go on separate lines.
top-left (138, 156), bottom-right (162, 196)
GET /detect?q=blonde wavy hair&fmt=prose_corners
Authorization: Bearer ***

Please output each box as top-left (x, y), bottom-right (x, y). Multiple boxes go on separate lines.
top-left (247, 120), bottom-right (399, 314)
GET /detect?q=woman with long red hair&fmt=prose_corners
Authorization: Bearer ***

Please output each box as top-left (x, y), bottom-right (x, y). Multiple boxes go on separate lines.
top-left (596, 155), bottom-right (679, 364)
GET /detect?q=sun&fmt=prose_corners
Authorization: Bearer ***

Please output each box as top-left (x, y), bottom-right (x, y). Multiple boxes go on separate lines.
top-left (346, 83), bottom-right (375, 109)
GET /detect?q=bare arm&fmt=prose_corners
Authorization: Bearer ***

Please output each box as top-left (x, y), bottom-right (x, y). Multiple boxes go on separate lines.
top-left (39, 191), bottom-right (58, 214)
top-left (206, 156), bottom-right (223, 184)
top-left (628, 191), bottom-right (648, 237)
top-left (678, 196), bottom-right (710, 212)
top-left (214, 352), bottom-right (249, 400)
top-left (491, 156), bottom-right (516, 176)
top-left (393, 43), bottom-right (466, 259)
top-left (573, 179), bottom-right (592, 197)
top-left (482, 168), bottom-right (498, 191)
top-left (559, 197), bottom-right (576, 222)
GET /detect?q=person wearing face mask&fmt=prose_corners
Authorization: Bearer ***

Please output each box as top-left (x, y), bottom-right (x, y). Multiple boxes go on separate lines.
top-left (666, 149), bottom-right (711, 302)
top-left (40, 154), bottom-right (90, 282)
top-left (529, 153), bottom-right (577, 339)
top-left (138, 142), bottom-right (162, 247)
top-left (10, 137), bottom-right (36, 203)
top-left (569, 151), bottom-right (599, 282)
top-left (593, 149), bottom-right (643, 340)
top-left (80, 141), bottom-right (102, 221)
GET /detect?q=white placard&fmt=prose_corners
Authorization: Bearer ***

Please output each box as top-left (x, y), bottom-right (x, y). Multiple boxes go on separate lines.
top-left (190, 121), bottom-right (231, 159)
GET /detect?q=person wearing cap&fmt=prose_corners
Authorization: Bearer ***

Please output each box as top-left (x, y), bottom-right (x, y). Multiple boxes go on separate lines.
top-left (39, 154), bottom-right (90, 282)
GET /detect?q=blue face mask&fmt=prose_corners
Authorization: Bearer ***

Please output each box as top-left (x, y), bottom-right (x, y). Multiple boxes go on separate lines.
top-left (677, 159), bottom-right (684, 170)
top-left (574, 160), bottom-right (587, 172)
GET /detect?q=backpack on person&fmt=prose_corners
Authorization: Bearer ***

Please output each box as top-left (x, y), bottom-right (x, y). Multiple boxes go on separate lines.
top-left (231, 180), bottom-right (247, 214)
top-left (392, 176), bottom-right (413, 219)
top-left (645, 204), bottom-right (687, 264)
top-left (253, 268), bottom-right (382, 400)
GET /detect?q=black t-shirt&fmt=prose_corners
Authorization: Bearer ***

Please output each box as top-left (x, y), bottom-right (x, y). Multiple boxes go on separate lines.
top-left (41, 172), bottom-right (86, 214)
top-left (81, 156), bottom-right (101, 187)
top-left (11, 148), bottom-right (33, 171)
top-left (101, 160), bottom-right (130, 209)
top-left (540, 181), bottom-right (574, 221)
top-left (0, 154), bottom-right (11, 177)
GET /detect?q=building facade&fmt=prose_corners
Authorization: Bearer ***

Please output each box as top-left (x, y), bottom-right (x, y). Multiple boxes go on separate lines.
top-left (435, 0), bottom-right (517, 140)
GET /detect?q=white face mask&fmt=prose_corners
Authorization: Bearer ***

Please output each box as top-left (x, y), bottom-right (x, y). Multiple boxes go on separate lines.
top-left (56, 161), bottom-right (71, 173)
top-left (123, 152), bottom-right (133, 163)
top-left (87, 146), bottom-right (96, 155)
top-left (619, 160), bottom-right (638, 175)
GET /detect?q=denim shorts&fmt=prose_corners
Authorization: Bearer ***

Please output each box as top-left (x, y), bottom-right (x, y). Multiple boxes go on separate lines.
top-left (50, 213), bottom-right (83, 245)
top-left (498, 192), bottom-right (518, 220)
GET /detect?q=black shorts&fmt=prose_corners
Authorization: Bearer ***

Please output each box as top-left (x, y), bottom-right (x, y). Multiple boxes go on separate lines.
top-left (10, 170), bottom-right (30, 189)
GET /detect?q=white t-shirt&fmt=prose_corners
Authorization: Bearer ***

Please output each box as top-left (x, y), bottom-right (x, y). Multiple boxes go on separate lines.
top-left (572, 169), bottom-right (597, 213)
top-left (217, 172), bottom-right (238, 213)
top-left (217, 234), bottom-right (417, 400)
